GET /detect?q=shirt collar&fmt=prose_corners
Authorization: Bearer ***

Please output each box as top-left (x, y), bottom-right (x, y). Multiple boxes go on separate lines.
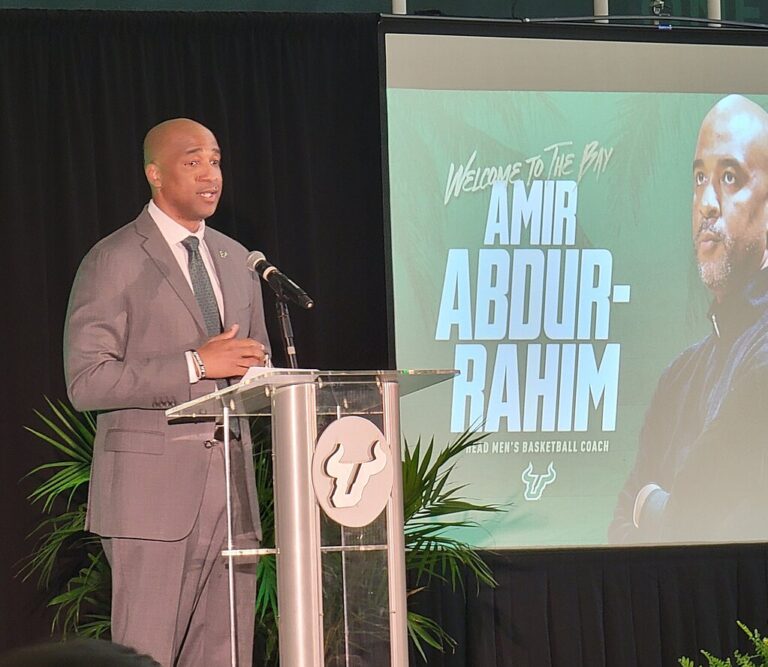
top-left (148, 200), bottom-right (206, 246)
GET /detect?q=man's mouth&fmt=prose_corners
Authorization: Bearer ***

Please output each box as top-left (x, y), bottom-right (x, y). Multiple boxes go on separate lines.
top-left (198, 188), bottom-right (219, 201)
top-left (696, 222), bottom-right (723, 252)
top-left (698, 230), bottom-right (720, 246)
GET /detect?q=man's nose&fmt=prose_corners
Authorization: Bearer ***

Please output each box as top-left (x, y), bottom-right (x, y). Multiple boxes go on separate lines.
top-left (198, 162), bottom-right (218, 181)
top-left (699, 181), bottom-right (720, 218)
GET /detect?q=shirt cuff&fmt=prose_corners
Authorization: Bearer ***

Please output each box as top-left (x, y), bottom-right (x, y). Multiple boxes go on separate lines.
top-left (185, 351), bottom-right (200, 384)
top-left (633, 483), bottom-right (665, 528)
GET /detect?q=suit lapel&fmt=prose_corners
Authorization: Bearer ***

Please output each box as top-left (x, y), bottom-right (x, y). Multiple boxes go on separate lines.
top-left (133, 208), bottom-right (208, 337)
top-left (206, 233), bottom-right (238, 329)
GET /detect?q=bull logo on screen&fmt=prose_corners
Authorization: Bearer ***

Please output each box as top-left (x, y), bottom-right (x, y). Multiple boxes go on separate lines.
top-left (521, 461), bottom-right (557, 501)
top-left (311, 416), bottom-right (394, 527)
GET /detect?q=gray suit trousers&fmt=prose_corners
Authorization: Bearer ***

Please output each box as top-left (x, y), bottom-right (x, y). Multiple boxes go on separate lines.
top-left (103, 446), bottom-right (258, 667)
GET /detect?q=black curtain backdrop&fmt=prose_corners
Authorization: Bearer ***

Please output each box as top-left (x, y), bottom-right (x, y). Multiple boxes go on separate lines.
top-left (1, 9), bottom-right (767, 666)
top-left (0, 8), bottom-right (387, 653)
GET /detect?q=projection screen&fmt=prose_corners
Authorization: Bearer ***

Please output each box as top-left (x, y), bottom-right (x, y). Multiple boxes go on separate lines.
top-left (381, 19), bottom-right (768, 548)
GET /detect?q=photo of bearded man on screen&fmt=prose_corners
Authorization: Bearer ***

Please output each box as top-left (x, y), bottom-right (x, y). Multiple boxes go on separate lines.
top-left (609, 94), bottom-right (768, 544)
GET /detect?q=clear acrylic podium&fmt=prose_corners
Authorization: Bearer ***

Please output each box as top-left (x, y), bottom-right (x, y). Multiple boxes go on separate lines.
top-left (167, 369), bottom-right (456, 667)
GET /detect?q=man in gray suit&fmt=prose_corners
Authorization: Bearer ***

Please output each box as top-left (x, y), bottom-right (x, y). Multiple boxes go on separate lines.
top-left (64, 118), bottom-right (270, 666)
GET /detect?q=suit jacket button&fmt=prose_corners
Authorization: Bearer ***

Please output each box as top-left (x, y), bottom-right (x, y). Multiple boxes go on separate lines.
top-left (204, 440), bottom-right (215, 449)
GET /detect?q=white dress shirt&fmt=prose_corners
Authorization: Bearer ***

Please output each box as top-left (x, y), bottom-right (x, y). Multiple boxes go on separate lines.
top-left (148, 200), bottom-right (224, 383)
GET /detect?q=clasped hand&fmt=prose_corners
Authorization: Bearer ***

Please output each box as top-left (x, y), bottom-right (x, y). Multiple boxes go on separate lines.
top-left (197, 324), bottom-right (267, 379)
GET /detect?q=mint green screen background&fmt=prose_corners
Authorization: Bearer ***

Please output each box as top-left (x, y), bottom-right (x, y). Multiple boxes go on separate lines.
top-left (386, 91), bottom-right (766, 547)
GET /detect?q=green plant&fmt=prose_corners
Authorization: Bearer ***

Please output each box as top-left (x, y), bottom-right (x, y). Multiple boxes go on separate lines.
top-left (680, 622), bottom-right (768, 667)
top-left (402, 430), bottom-right (501, 658)
top-left (19, 399), bottom-right (109, 637)
top-left (22, 400), bottom-right (500, 662)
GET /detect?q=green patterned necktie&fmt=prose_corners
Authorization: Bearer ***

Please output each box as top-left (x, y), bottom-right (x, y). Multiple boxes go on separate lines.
top-left (182, 237), bottom-right (241, 440)
top-left (182, 236), bottom-right (222, 338)
top-left (182, 236), bottom-right (240, 438)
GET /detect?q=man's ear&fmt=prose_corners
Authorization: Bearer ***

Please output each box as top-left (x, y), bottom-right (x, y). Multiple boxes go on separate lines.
top-left (145, 162), bottom-right (161, 190)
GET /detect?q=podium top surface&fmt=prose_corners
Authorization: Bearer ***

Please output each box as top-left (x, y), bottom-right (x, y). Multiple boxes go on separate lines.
top-left (166, 368), bottom-right (457, 419)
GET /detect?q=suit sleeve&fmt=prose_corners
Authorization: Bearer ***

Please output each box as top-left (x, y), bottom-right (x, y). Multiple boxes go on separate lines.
top-left (64, 245), bottom-right (192, 412)
top-left (607, 375), bottom-right (671, 543)
top-left (606, 347), bottom-right (695, 543)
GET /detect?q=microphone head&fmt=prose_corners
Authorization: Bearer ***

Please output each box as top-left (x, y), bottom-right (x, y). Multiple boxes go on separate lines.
top-left (246, 250), bottom-right (267, 273)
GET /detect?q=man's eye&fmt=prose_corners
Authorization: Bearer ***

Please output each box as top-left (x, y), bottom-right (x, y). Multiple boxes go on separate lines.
top-left (695, 172), bottom-right (706, 186)
top-left (211, 159), bottom-right (220, 166)
top-left (722, 171), bottom-right (737, 186)
top-left (186, 160), bottom-right (199, 167)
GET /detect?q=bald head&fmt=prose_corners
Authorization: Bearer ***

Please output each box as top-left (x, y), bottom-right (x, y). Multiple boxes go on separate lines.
top-left (698, 95), bottom-right (768, 169)
top-left (143, 118), bottom-right (223, 231)
top-left (692, 95), bottom-right (768, 299)
top-left (143, 118), bottom-right (216, 169)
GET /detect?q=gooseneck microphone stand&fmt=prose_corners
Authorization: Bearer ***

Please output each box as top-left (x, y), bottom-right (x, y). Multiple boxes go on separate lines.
top-left (275, 292), bottom-right (299, 369)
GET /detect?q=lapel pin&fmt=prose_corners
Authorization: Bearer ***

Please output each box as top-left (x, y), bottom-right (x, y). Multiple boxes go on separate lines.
top-left (219, 250), bottom-right (228, 258)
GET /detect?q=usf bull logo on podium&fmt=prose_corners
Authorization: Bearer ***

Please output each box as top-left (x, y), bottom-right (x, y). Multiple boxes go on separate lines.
top-left (312, 416), bottom-right (395, 528)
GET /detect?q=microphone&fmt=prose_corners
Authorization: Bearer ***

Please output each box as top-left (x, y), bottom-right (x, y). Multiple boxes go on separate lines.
top-left (246, 251), bottom-right (315, 310)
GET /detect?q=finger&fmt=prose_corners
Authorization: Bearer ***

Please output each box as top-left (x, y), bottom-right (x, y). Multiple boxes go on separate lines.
top-left (234, 343), bottom-right (265, 360)
top-left (236, 351), bottom-right (264, 362)
top-left (229, 339), bottom-right (265, 356)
